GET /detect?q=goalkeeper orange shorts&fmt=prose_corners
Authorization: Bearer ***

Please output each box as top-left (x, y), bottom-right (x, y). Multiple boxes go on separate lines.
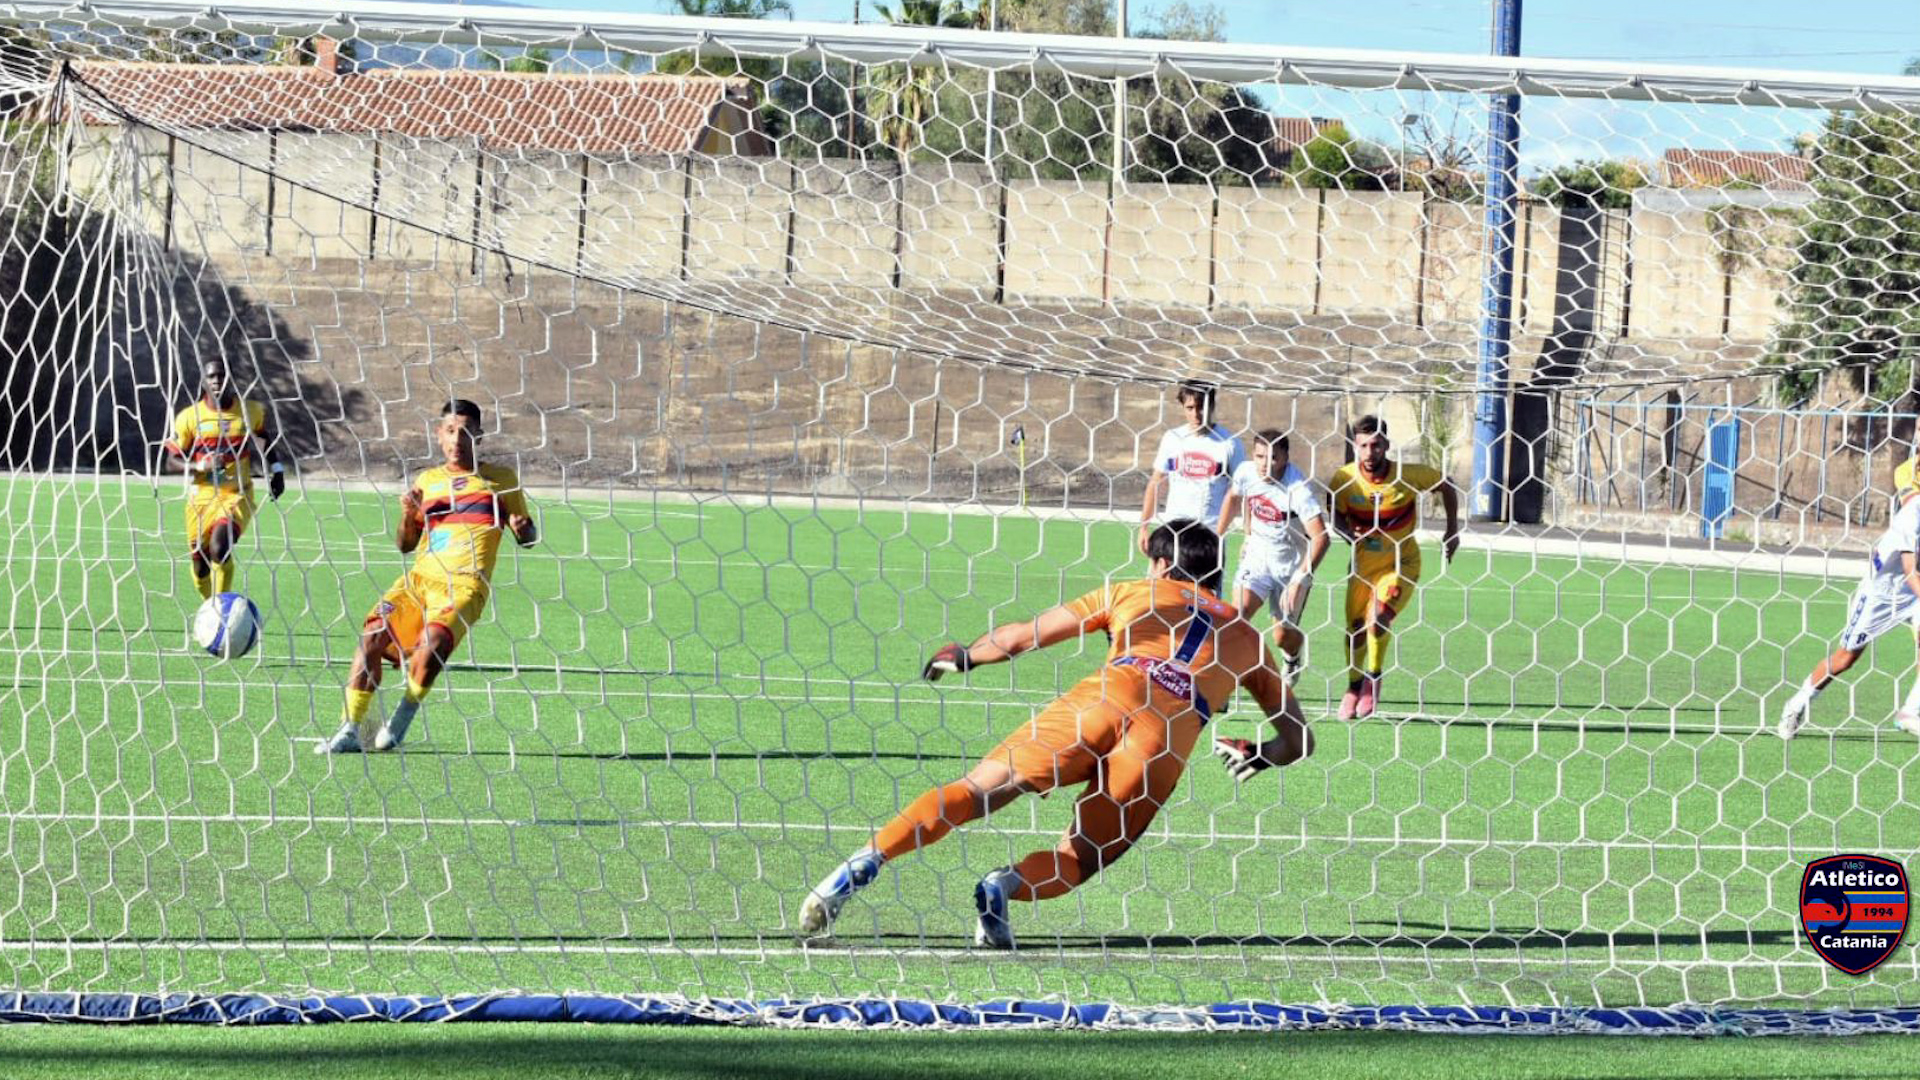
top-left (184, 485), bottom-right (255, 549)
top-left (983, 665), bottom-right (1204, 828)
top-left (364, 570), bottom-right (490, 661)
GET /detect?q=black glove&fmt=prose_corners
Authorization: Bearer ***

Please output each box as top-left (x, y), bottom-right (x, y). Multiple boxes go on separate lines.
top-left (1213, 737), bottom-right (1275, 781)
top-left (922, 643), bottom-right (974, 682)
top-left (268, 468), bottom-right (286, 501)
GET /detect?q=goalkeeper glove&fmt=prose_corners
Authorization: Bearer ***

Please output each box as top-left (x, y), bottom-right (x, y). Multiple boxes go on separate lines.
top-left (268, 464), bottom-right (286, 501)
top-left (1212, 737), bottom-right (1279, 781)
top-left (922, 643), bottom-right (974, 681)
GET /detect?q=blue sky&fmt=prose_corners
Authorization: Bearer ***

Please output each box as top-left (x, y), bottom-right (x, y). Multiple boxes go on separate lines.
top-left (501, 0), bottom-right (1919, 73)
top-left (488, 0), bottom-right (1920, 171)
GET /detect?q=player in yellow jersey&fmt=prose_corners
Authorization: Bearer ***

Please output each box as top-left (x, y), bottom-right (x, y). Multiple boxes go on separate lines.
top-left (319, 400), bottom-right (536, 754)
top-left (1326, 415), bottom-right (1460, 720)
top-left (163, 359), bottom-right (287, 606)
top-left (797, 521), bottom-right (1312, 949)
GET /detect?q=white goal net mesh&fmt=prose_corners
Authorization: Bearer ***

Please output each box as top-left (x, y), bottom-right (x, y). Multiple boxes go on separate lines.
top-left (2, 0), bottom-right (1920, 1025)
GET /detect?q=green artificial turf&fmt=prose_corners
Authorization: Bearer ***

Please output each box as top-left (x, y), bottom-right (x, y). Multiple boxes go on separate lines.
top-left (2, 474), bottom-right (1917, 1013)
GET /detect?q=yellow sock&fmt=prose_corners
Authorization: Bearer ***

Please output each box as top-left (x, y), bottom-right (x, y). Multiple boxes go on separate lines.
top-left (1347, 628), bottom-right (1365, 686)
top-left (1363, 627), bottom-right (1391, 679)
top-left (404, 678), bottom-right (430, 705)
top-left (192, 569), bottom-right (213, 600)
top-left (343, 688), bottom-right (375, 726)
top-left (210, 558), bottom-right (235, 596)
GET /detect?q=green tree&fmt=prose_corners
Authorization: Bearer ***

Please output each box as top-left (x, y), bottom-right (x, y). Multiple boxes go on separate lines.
top-left (131, 26), bottom-right (263, 64)
top-left (869, 0), bottom-right (978, 162)
top-left (663, 0), bottom-right (794, 18)
top-left (1766, 111), bottom-right (1920, 405)
top-left (1284, 124), bottom-right (1390, 190)
top-left (506, 47), bottom-right (552, 74)
top-left (1531, 159), bottom-right (1649, 209)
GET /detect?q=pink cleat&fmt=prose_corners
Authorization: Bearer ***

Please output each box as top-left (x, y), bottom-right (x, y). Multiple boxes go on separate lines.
top-left (1338, 688), bottom-right (1361, 721)
top-left (1354, 677), bottom-right (1380, 719)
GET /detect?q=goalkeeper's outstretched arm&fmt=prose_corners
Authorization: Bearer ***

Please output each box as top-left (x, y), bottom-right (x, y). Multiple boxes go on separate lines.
top-left (923, 605), bottom-right (1086, 679)
top-left (1213, 656), bottom-right (1314, 779)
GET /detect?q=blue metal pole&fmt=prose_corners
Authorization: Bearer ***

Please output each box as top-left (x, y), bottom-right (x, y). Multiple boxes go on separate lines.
top-left (1469, 0), bottom-right (1522, 522)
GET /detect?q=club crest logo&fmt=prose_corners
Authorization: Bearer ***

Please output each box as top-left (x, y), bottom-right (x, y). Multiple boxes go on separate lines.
top-left (452, 476), bottom-right (469, 492)
top-left (1249, 495), bottom-right (1287, 524)
top-left (1800, 854), bottom-right (1909, 975)
top-left (1176, 452), bottom-right (1219, 480)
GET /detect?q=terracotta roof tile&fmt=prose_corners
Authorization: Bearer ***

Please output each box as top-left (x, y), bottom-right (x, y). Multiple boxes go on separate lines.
top-left (68, 62), bottom-right (761, 156)
top-left (1661, 149), bottom-right (1812, 191)
top-left (1270, 116), bottom-right (1335, 152)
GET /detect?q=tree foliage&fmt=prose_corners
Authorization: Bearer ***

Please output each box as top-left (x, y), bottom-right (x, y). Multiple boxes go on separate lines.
top-left (1283, 124), bottom-right (1389, 191)
top-left (1767, 111), bottom-right (1920, 405)
top-left (1530, 159), bottom-right (1650, 209)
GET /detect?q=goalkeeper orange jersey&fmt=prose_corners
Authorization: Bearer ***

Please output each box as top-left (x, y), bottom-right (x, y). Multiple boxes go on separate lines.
top-left (1061, 577), bottom-right (1287, 720)
top-left (169, 398), bottom-right (267, 492)
top-left (408, 463), bottom-right (529, 584)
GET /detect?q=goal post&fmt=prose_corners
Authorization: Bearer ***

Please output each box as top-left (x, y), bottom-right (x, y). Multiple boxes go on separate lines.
top-left (2, 0), bottom-right (1920, 1032)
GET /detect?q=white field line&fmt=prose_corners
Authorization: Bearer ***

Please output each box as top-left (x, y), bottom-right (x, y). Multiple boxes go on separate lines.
top-left (0, 937), bottom-right (1835, 968)
top-left (0, 808), bottom-right (1866, 859)
top-left (0, 472), bottom-right (1876, 581)
top-left (0, 659), bottom-right (1788, 737)
top-left (0, 546), bottom-right (1863, 609)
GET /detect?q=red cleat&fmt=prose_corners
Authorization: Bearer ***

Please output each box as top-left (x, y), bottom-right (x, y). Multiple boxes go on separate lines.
top-left (1354, 677), bottom-right (1380, 719)
top-left (1338, 688), bottom-right (1361, 721)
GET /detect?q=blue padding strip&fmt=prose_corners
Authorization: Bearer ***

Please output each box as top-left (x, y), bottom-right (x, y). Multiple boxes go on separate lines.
top-left (5, 994), bottom-right (1920, 1033)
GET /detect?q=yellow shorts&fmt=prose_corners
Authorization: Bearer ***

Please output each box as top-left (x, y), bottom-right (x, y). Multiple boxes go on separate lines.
top-left (364, 570), bottom-right (490, 661)
top-left (1347, 542), bottom-right (1421, 625)
top-left (184, 485), bottom-right (254, 549)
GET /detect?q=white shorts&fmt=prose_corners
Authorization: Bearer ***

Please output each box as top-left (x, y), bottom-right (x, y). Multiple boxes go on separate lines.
top-left (1233, 550), bottom-right (1309, 629)
top-left (1841, 576), bottom-right (1920, 651)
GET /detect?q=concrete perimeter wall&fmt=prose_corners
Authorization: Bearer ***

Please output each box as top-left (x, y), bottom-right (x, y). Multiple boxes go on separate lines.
top-left (65, 126), bottom-right (1797, 345)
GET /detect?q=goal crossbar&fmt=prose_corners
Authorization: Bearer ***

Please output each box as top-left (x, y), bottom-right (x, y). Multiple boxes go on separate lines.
top-left (12, 0), bottom-right (1920, 110)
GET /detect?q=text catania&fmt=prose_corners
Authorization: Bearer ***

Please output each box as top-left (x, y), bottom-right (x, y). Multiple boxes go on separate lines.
top-left (1807, 869), bottom-right (1903, 887)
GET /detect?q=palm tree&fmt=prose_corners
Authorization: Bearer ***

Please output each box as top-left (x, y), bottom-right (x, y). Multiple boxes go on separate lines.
top-left (667, 0), bottom-right (794, 17)
top-left (865, 0), bottom-right (978, 287)
top-left (868, 0), bottom-right (978, 162)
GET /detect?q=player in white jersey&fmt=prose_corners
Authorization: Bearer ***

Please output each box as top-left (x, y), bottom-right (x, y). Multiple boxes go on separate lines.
top-left (1216, 429), bottom-right (1330, 682)
top-left (1778, 495), bottom-right (1920, 739)
top-left (1138, 381), bottom-right (1246, 554)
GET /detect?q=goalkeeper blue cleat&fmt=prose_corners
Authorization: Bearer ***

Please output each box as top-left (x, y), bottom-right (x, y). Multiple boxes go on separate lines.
top-left (799, 850), bottom-right (885, 939)
top-left (973, 867), bottom-right (1020, 950)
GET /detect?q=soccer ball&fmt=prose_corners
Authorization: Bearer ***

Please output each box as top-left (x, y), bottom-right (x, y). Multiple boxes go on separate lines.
top-left (193, 592), bottom-right (263, 660)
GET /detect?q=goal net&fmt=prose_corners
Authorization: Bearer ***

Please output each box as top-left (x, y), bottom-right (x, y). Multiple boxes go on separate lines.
top-left (2, 0), bottom-right (1920, 1031)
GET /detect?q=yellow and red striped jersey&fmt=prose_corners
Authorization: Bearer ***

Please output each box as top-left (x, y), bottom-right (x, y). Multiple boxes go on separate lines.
top-left (1329, 460), bottom-right (1446, 553)
top-left (169, 398), bottom-right (267, 491)
top-left (408, 463), bottom-right (530, 583)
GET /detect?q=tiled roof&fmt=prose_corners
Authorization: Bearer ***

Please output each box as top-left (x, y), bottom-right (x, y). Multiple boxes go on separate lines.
top-left (1661, 149), bottom-right (1812, 191)
top-left (68, 62), bottom-right (761, 155)
top-left (1271, 116), bottom-right (1336, 151)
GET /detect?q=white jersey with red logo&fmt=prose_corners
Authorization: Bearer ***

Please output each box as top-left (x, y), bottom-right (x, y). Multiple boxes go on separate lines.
top-left (1153, 424), bottom-right (1246, 526)
top-left (1230, 460), bottom-right (1324, 563)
